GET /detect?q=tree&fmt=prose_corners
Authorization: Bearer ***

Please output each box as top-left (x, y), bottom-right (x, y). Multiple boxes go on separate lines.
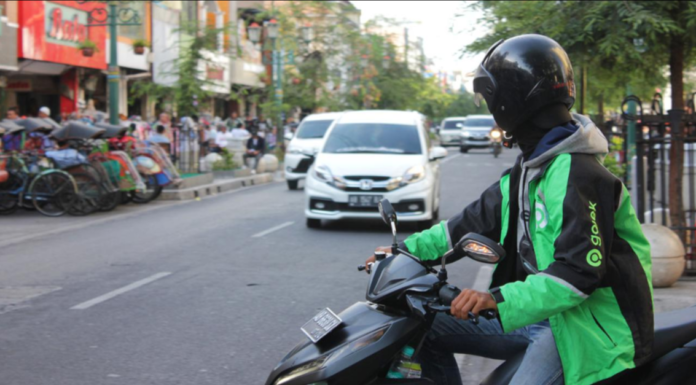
top-left (465, 0), bottom-right (696, 232)
top-left (130, 22), bottom-right (238, 117)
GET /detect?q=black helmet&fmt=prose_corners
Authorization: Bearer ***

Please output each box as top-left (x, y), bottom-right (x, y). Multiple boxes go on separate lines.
top-left (473, 34), bottom-right (575, 133)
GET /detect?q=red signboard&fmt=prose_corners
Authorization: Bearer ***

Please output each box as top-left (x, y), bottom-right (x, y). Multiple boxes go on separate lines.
top-left (18, 1), bottom-right (107, 70)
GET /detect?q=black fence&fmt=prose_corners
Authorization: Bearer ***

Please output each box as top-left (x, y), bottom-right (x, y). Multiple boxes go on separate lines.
top-left (620, 94), bottom-right (696, 274)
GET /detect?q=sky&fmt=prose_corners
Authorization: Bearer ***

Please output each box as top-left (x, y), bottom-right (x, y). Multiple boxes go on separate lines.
top-left (353, 1), bottom-right (489, 90)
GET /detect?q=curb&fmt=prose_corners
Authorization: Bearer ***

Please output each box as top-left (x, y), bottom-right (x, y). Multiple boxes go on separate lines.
top-left (160, 173), bottom-right (277, 200)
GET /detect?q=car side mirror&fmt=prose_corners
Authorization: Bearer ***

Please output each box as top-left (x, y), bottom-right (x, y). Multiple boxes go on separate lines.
top-left (430, 146), bottom-right (448, 161)
top-left (454, 233), bottom-right (505, 264)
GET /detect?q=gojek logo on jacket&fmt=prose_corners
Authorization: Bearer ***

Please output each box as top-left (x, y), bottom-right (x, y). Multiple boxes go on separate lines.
top-left (587, 201), bottom-right (603, 267)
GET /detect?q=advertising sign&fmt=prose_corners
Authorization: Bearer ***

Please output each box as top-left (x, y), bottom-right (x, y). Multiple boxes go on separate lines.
top-left (18, 1), bottom-right (107, 69)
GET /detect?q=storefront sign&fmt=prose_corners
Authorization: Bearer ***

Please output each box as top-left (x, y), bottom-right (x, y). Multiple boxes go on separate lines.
top-left (45, 3), bottom-right (89, 47)
top-left (18, 1), bottom-right (106, 70)
top-left (7, 80), bottom-right (32, 92)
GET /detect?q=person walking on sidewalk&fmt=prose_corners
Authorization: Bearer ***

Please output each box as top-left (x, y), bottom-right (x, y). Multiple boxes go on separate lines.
top-left (366, 34), bottom-right (653, 385)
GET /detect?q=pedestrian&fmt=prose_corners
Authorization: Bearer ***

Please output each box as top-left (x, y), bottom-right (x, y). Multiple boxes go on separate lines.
top-left (155, 112), bottom-right (173, 142)
top-left (244, 130), bottom-right (265, 173)
top-left (214, 124), bottom-right (233, 153)
top-left (200, 123), bottom-right (217, 155)
top-left (5, 106), bottom-right (19, 120)
top-left (38, 107), bottom-right (51, 119)
top-left (231, 122), bottom-right (250, 140)
top-left (225, 111), bottom-right (244, 131)
top-left (147, 125), bottom-right (171, 153)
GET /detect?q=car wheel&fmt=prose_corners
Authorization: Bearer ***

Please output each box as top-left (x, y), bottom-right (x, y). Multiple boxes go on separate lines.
top-left (460, 146), bottom-right (468, 153)
top-left (432, 206), bottom-right (440, 222)
top-left (306, 218), bottom-right (322, 229)
top-left (287, 180), bottom-right (299, 190)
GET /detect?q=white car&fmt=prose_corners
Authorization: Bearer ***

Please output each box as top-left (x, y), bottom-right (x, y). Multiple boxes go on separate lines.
top-left (305, 110), bottom-right (448, 229)
top-left (285, 112), bottom-right (342, 190)
top-left (439, 117), bottom-right (467, 146)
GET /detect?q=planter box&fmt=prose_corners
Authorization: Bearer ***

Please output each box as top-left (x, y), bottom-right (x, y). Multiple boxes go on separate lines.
top-left (212, 168), bottom-right (251, 179)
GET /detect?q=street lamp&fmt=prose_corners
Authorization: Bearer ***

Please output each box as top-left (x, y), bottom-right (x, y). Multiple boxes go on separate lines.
top-left (300, 23), bottom-right (313, 45)
top-left (266, 19), bottom-right (279, 40)
top-left (77, 1), bottom-right (142, 125)
top-left (248, 22), bottom-right (262, 44)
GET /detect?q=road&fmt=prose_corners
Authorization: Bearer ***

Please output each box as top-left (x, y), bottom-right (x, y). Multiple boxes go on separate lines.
top-left (0, 148), bottom-right (518, 385)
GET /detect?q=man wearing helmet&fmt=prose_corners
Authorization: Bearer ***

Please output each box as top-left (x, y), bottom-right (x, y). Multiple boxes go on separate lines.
top-left (367, 35), bottom-right (653, 385)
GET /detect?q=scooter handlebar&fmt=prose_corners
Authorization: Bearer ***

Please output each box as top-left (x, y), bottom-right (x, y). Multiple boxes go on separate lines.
top-left (438, 285), bottom-right (497, 324)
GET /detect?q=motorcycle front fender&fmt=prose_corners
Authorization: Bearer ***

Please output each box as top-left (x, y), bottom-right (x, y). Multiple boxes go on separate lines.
top-left (266, 301), bottom-right (423, 385)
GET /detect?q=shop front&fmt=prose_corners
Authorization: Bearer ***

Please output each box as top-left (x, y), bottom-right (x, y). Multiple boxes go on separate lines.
top-left (14, 0), bottom-right (107, 119)
top-left (0, 0), bottom-right (19, 117)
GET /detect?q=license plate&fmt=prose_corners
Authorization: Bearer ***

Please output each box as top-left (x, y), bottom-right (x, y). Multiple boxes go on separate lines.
top-left (348, 195), bottom-right (383, 208)
top-left (301, 308), bottom-right (343, 343)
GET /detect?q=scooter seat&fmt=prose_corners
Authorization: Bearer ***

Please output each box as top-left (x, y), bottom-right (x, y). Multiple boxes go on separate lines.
top-left (653, 305), bottom-right (696, 358)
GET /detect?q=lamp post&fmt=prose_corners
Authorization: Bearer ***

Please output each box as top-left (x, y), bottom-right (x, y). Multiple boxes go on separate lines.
top-left (248, 18), bottom-right (312, 151)
top-left (78, 1), bottom-right (141, 125)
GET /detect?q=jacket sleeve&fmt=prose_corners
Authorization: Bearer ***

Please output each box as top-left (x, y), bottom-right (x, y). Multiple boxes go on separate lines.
top-left (404, 177), bottom-right (506, 262)
top-left (495, 155), bottom-right (615, 332)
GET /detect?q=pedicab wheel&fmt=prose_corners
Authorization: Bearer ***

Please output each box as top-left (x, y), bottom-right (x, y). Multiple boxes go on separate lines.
top-left (0, 173), bottom-right (23, 215)
top-left (99, 191), bottom-right (122, 212)
top-left (130, 174), bottom-right (161, 204)
top-left (67, 173), bottom-right (104, 216)
top-left (30, 172), bottom-right (75, 217)
top-left (120, 191), bottom-right (132, 204)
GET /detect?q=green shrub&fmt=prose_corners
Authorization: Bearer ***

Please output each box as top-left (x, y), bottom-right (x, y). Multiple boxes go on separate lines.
top-left (212, 150), bottom-right (237, 171)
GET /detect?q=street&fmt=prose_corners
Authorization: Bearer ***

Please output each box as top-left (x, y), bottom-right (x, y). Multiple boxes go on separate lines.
top-left (0, 149), bottom-right (517, 385)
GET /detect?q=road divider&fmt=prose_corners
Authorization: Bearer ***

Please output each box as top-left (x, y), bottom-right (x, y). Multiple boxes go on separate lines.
top-left (70, 272), bottom-right (172, 310)
top-left (252, 221), bottom-right (295, 238)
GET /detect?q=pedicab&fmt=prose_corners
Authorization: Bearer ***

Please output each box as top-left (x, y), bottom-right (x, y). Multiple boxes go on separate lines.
top-left (99, 123), bottom-right (181, 203)
top-left (48, 122), bottom-right (111, 216)
top-left (0, 120), bottom-right (78, 216)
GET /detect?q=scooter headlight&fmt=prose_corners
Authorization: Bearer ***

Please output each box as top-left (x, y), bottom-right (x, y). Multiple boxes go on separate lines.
top-left (490, 130), bottom-right (502, 139)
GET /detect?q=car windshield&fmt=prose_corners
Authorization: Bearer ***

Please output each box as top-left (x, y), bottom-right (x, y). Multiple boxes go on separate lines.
top-left (464, 118), bottom-right (495, 128)
top-left (323, 123), bottom-right (422, 155)
top-left (295, 120), bottom-right (334, 139)
top-left (442, 120), bottom-right (466, 130)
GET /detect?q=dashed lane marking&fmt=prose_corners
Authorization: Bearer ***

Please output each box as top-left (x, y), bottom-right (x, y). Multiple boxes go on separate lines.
top-left (70, 272), bottom-right (172, 310)
top-left (252, 221), bottom-right (295, 238)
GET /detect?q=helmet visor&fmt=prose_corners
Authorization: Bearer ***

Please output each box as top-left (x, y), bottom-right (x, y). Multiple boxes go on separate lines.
top-left (474, 92), bottom-right (485, 108)
top-left (473, 64), bottom-right (496, 110)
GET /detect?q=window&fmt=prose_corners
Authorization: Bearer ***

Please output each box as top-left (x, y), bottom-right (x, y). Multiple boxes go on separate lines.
top-left (296, 120), bottom-right (334, 139)
top-left (442, 119), bottom-right (465, 130)
top-left (324, 123), bottom-right (422, 155)
top-left (464, 118), bottom-right (495, 128)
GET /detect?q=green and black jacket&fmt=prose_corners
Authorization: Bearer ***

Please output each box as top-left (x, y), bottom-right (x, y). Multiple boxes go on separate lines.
top-left (404, 114), bottom-right (653, 385)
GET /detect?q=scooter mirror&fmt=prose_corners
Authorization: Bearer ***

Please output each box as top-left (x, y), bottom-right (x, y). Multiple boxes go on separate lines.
top-left (378, 199), bottom-right (397, 227)
top-left (456, 233), bottom-right (505, 264)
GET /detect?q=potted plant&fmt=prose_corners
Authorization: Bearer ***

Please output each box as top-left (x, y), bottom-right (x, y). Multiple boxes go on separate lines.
top-left (132, 39), bottom-right (150, 55)
top-left (77, 39), bottom-right (99, 57)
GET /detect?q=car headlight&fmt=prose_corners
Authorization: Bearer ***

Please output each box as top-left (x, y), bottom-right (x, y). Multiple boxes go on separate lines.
top-left (313, 165), bottom-right (346, 189)
top-left (275, 327), bottom-right (388, 385)
top-left (386, 165), bottom-right (426, 191)
top-left (461, 131), bottom-right (471, 138)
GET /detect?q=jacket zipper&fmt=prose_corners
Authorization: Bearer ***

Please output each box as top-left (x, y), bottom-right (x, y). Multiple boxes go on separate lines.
top-left (590, 309), bottom-right (616, 346)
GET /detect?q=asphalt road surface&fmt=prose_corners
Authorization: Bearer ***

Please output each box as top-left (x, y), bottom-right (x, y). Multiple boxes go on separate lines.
top-left (0, 147), bottom-right (518, 385)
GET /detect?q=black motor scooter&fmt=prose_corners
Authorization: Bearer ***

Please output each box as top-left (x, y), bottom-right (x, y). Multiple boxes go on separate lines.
top-left (266, 200), bottom-right (696, 385)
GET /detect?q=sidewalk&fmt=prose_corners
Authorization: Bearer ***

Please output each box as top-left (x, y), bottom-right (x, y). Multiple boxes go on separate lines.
top-left (459, 269), bottom-right (696, 384)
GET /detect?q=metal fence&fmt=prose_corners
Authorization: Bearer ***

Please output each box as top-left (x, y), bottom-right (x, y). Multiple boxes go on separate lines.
top-left (170, 126), bottom-right (200, 175)
top-left (620, 95), bottom-right (696, 274)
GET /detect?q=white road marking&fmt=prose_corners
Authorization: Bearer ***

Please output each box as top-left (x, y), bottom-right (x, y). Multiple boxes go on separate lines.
top-left (441, 154), bottom-right (462, 165)
top-left (70, 272), bottom-right (172, 310)
top-left (252, 221), bottom-right (295, 238)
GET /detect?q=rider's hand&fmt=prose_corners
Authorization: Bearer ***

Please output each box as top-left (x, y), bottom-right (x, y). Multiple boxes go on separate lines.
top-left (364, 246), bottom-right (391, 274)
top-left (450, 289), bottom-right (498, 321)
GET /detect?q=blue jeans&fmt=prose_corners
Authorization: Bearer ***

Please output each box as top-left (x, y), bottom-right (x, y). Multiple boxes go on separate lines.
top-left (419, 313), bottom-right (564, 385)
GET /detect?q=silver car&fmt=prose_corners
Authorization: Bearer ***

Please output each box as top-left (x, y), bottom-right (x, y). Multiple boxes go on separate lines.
top-left (439, 117), bottom-right (467, 146)
top-left (460, 115), bottom-right (496, 153)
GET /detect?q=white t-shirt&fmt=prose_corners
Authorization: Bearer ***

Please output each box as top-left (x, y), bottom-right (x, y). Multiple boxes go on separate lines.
top-left (215, 132), bottom-right (233, 148)
top-left (231, 128), bottom-right (250, 140)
